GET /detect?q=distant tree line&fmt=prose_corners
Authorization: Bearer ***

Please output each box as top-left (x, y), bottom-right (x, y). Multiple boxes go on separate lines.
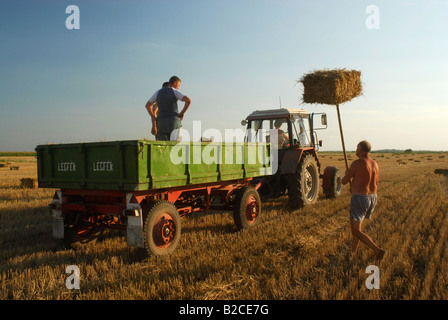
top-left (0, 152), bottom-right (36, 157)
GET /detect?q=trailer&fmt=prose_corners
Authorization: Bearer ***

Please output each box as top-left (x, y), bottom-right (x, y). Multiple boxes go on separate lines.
top-left (36, 108), bottom-right (342, 256)
top-left (36, 140), bottom-right (271, 255)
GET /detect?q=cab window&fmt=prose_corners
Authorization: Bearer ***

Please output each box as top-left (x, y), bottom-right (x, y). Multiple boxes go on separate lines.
top-left (291, 116), bottom-right (312, 147)
top-left (247, 118), bottom-right (291, 149)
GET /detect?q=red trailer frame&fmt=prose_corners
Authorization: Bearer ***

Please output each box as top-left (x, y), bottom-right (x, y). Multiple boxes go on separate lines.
top-left (50, 177), bottom-right (262, 255)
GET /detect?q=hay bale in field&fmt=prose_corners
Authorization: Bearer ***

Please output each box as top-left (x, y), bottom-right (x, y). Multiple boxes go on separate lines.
top-left (20, 178), bottom-right (38, 189)
top-left (435, 169), bottom-right (448, 176)
top-left (300, 69), bottom-right (362, 105)
top-left (10, 166), bottom-right (20, 170)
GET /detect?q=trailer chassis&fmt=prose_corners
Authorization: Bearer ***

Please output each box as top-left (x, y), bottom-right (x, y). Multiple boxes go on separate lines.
top-left (50, 178), bottom-right (262, 255)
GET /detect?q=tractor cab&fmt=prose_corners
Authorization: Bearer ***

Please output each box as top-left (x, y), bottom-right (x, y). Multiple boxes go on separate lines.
top-left (242, 108), bottom-right (327, 151)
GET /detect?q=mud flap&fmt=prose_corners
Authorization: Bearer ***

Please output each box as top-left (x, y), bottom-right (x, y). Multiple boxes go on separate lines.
top-left (52, 209), bottom-right (64, 239)
top-left (127, 215), bottom-right (144, 248)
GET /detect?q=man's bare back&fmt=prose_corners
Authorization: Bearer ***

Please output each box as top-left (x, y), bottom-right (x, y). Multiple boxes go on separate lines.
top-left (342, 145), bottom-right (379, 195)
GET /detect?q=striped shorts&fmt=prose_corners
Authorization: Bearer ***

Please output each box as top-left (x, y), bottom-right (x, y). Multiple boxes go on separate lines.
top-left (350, 194), bottom-right (378, 222)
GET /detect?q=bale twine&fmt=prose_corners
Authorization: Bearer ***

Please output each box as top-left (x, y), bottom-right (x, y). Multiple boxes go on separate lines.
top-left (300, 69), bottom-right (362, 105)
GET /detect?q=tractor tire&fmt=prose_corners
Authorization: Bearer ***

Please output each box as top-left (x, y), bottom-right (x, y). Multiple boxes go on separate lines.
top-left (233, 187), bottom-right (262, 230)
top-left (322, 166), bottom-right (342, 198)
top-left (143, 200), bottom-right (181, 256)
top-left (288, 154), bottom-right (320, 210)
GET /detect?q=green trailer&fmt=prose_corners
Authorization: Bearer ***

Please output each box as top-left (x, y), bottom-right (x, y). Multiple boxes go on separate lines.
top-left (36, 139), bottom-right (271, 255)
top-left (36, 140), bottom-right (272, 191)
top-left (37, 108), bottom-right (342, 256)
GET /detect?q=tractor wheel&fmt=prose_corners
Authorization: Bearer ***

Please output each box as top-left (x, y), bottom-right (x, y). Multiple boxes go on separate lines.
top-left (143, 200), bottom-right (181, 256)
top-left (288, 154), bottom-right (320, 209)
top-left (322, 166), bottom-right (342, 198)
top-left (233, 187), bottom-right (261, 230)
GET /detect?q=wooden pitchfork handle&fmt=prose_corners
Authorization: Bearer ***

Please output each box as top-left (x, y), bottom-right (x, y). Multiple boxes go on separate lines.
top-left (336, 104), bottom-right (352, 189)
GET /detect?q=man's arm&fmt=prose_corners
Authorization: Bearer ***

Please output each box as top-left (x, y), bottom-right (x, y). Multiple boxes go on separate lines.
top-left (178, 95), bottom-right (191, 120)
top-left (373, 161), bottom-right (379, 190)
top-left (145, 100), bottom-right (155, 118)
top-left (145, 100), bottom-right (158, 136)
top-left (342, 162), bottom-right (356, 185)
top-left (145, 90), bottom-right (160, 118)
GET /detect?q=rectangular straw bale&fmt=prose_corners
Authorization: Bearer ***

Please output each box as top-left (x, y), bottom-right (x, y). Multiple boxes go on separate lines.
top-left (20, 178), bottom-right (38, 189)
top-left (300, 69), bottom-right (362, 105)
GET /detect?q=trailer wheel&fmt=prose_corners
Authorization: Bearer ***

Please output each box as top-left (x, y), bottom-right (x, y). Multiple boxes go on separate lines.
top-left (288, 154), bottom-right (319, 209)
top-left (322, 166), bottom-right (342, 198)
top-left (233, 187), bottom-right (261, 230)
top-left (143, 200), bottom-right (181, 256)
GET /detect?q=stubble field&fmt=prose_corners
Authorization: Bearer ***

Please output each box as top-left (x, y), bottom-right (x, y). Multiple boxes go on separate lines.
top-left (1, 151), bottom-right (448, 300)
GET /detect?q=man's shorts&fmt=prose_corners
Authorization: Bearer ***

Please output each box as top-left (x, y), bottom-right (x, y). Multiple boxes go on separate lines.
top-left (156, 117), bottom-right (182, 141)
top-left (350, 194), bottom-right (378, 222)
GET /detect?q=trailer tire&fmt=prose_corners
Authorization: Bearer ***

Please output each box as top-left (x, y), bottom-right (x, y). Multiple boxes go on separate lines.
top-left (143, 200), bottom-right (181, 256)
top-left (322, 166), bottom-right (342, 198)
top-left (233, 187), bottom-right (261, 230)
top-left (288, 154), bottom-right (319, 209)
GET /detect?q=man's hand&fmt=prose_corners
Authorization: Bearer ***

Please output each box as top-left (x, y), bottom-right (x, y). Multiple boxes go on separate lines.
top-left (151, 116), bottom-right (157, 136)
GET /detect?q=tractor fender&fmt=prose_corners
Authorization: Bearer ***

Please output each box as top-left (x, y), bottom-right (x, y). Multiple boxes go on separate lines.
top-left (280, 148), bottom-right (317, 175)
top-left (280, 149), bottom-right (303, 175)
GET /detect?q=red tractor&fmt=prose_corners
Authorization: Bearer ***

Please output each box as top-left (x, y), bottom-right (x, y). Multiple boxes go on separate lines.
top-left (242, 108), bottom-right (342, 209)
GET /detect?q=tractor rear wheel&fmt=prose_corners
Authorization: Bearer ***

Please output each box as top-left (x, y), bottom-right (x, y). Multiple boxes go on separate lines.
top-left (288, 154), bottom-right (320, 209)
top-left (323, 166), bottom-right (342, 198)
top-left (143, 200), bottom-right (181, 256)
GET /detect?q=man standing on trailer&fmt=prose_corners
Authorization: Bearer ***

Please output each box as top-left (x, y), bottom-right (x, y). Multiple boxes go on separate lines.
top-left (149, 81), bottom-right (169, 137)
top-left (145, 76), bottom-right (192, 141)
top-left (342, 140), bottom-right (386, 261)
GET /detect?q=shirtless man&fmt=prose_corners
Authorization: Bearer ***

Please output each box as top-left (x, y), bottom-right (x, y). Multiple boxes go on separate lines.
top-left (342, 140), bottom-right (386, 261)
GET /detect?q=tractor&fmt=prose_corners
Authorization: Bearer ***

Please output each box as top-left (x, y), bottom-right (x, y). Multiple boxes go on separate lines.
top-left (242, 108), bottom-right (342, 209)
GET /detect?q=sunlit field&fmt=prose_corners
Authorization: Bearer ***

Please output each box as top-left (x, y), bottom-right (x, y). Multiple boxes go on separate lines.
top-left (1, 151), bottom-right (448, 300)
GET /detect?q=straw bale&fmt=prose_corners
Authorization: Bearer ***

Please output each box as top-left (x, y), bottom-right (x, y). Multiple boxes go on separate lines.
top-left (435, 169), bottom-right (448, 176)
top-left (300, 69), bottom-right (362, 105)
top-left (20, 178), bottom-right (38, 189)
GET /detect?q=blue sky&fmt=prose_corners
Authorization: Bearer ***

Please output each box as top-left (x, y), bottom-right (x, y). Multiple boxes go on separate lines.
top-left (1, 0), bottom-right (447, 151)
